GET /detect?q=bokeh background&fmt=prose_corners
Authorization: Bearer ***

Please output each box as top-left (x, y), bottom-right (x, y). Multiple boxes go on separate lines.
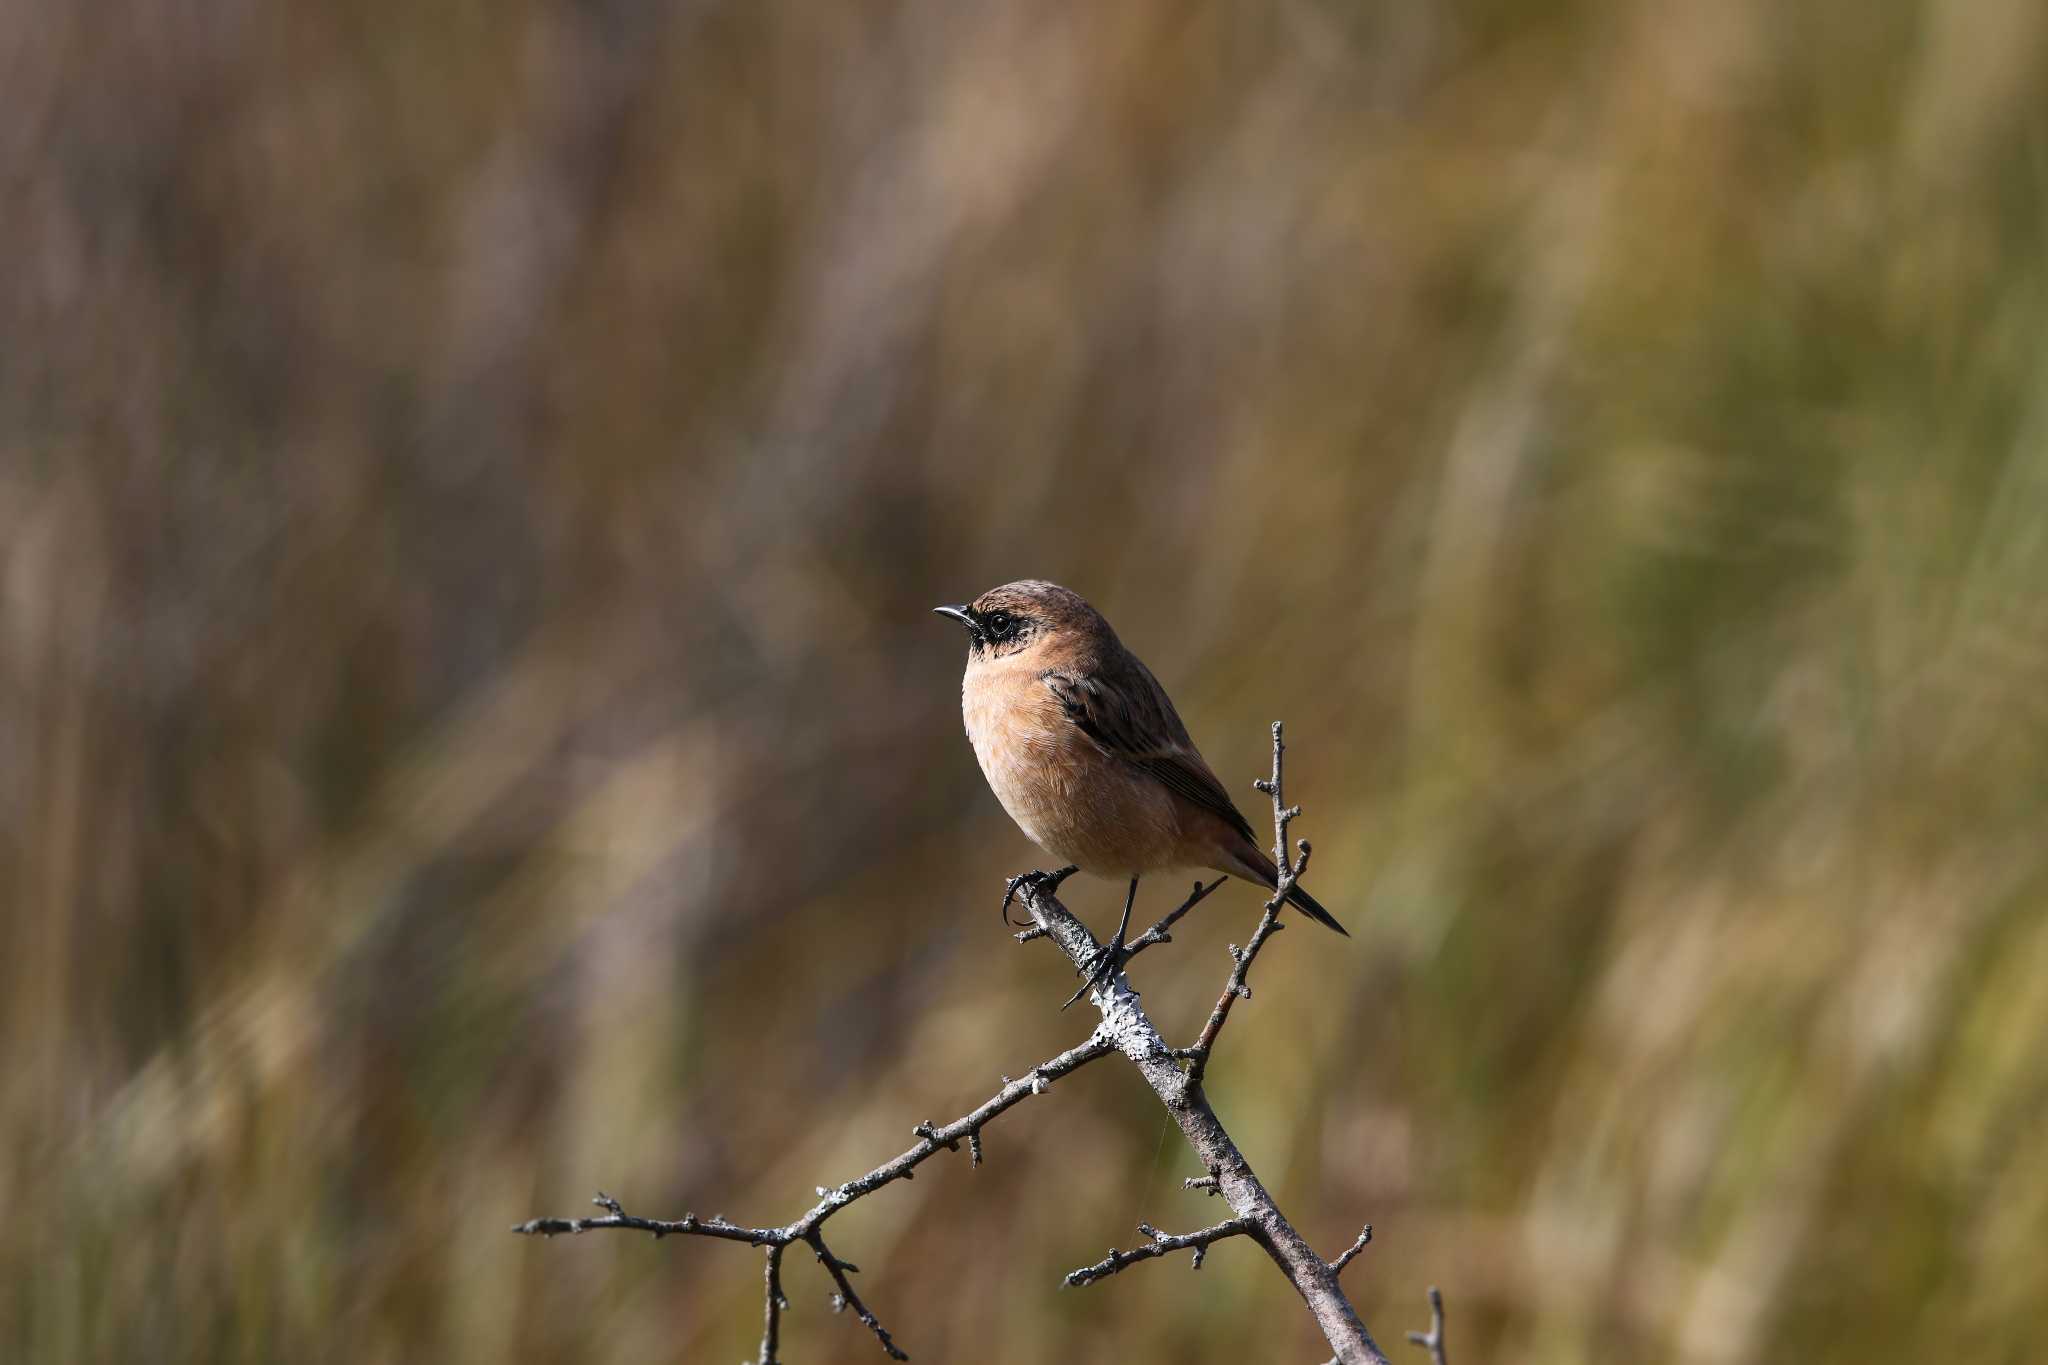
top-left (7, 1), bottom-right (2047, 1361)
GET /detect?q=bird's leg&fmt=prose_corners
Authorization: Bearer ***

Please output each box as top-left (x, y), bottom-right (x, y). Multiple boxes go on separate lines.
top-left (1064, 876), bottom-right (1139, 1009)
top-left (1001, 865), bottom-right (1079, 927)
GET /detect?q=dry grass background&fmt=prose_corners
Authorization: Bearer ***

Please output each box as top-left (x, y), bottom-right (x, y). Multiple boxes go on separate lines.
top-left (5, 1), bottom-right (2047, 1361)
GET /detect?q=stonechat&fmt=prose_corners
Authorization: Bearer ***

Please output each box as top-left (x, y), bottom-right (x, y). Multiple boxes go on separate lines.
top-left (936, 580), bottom-right (1345, 999)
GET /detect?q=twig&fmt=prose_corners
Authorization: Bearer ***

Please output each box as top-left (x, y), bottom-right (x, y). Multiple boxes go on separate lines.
top-left (1063, 1218), bottom-right (1251, 1287)
top-left (808, 1231), bottom-right (906, 1360)
top-left (1330, 1225), bottom-right (1373, 1277)
top-left (511, 1191), bottom-right (779, 1244)
top-left (513, 1034), bottom-right (1112, 1361)
top-left (1406, 1286), bottom-right (1448, 1365)
top-left (1182, 722), bottom-right (1310, 1083)
top-left (759, 1246), bottom-right (787, 1365)
top-left (1123, 877), bottom-right (1228, 960)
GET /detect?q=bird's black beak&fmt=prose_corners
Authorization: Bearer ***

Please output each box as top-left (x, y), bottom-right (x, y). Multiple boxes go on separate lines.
top-left (932, 604), bottom-right (981, 639)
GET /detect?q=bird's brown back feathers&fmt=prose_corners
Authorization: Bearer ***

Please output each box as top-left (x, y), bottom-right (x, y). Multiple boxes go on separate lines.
top-left (1040, 664), bottom-right (1259, 851)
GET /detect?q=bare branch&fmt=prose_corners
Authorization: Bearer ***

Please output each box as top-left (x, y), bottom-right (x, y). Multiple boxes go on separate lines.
top-left (1330, 1225), bottom-right (1373, 1277)
top-left (516, 722), bottom-right (1409, 1365)
top-left (758, 1246), bottom-right (787, 1365)
top-left (512, 1035), bottom-right (1112, 1360)
top-left (1063, 1218), bottom-right (1252, 1287)
top-left (1122, 877), bottom-right (1228, 960)
top-left (1182, 721), bottom-right (1308, 1083)
top-left (510, 1192), bottom-right (779, 1245)
top-left (808, 1231), bottom-right (907, 1360)
top-left (1406, 1286), bottom-right (1448, 1365)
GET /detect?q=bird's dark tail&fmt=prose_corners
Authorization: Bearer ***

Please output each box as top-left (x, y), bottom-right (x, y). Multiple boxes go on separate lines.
top-left (1236, 846), bottom-right (1349, 935)
top-left (1283, 881), bottom-right (1349, 936)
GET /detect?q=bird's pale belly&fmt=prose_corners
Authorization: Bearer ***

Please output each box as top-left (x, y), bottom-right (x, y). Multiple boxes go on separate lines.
top-left (964, 684), bottom-right (1186, 876)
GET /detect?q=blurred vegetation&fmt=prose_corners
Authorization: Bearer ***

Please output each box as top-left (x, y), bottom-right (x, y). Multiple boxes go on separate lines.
top-left (5, 1), bottom-right (2046, 1362)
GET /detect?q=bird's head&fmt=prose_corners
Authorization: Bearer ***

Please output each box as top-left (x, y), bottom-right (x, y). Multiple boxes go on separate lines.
top-left (933, 580), bottom-right (1113, 664)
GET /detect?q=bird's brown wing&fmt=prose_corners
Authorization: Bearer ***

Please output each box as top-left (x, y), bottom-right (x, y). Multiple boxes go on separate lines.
top-left (1041, 662), bottom-right (1259, 847)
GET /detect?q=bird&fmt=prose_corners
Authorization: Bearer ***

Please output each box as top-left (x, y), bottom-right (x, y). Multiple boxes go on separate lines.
top-left (934, 580), bottom-right (1346, 1003)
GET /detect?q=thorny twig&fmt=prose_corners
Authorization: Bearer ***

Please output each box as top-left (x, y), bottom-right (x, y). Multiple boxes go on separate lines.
top-left (1406, 1286), bottom-right (1449, 1364)
top-left (1181, 721), bottom-right (1310, 1083)
top-left (1124, 876), bottom-right (1228, 959)
top-left (1063, 1218), bottom-right (1252, 1287)
top-left (759, 1245), bottom-right (787, 1365)
top-left (513, 1035), bottom-right (1111, 1362)
top-left (808, 1231), bottom-right (903, 1360)
top-left (1330, 1225), bottom-right (1374, 1277)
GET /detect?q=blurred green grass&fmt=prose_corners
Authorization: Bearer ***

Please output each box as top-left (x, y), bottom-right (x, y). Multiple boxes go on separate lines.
top-left (4, 1), bottom-right (2046, 1361)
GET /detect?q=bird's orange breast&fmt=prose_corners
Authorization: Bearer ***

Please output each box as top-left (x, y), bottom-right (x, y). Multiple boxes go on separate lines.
top-left (961, 658), bottom-right (1186, 876)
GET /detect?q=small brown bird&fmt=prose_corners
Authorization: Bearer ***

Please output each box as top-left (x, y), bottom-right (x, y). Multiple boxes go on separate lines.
top-left (935, 580), bottom-right (1346, 999)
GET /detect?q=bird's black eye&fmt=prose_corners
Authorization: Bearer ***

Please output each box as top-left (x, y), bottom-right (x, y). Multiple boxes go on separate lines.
top-left (985, 611), bottom-right (1014, 638)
